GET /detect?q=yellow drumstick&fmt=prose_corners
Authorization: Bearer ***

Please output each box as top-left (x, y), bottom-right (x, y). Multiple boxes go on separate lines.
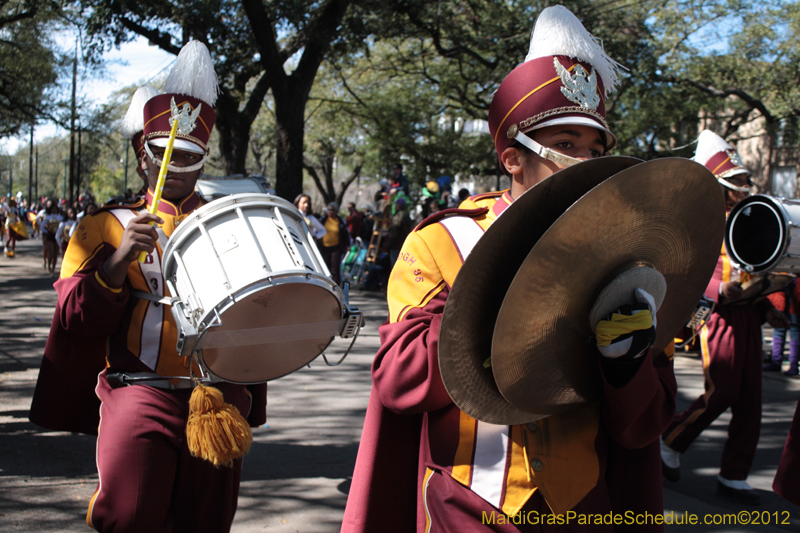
top-left (138, 118), bottom-right (179, 263)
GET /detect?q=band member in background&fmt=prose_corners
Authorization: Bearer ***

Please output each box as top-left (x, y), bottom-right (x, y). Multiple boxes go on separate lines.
top-left (660, 129), bottom-right (788, 505)
top-left (41, 202), bottom-right (64, 273)
top-left (29, 41), bottom-right (266, 532)
top-left (3, 197), bottom-right (27, 257)
top-left (343, 7), bottom-right (677, 531)
top-left (55, 207), bottom-right (77, 257)
top-left (121, 84), bottom-right (162, 197)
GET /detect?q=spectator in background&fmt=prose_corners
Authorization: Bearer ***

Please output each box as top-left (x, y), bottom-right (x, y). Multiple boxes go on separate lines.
top-left (359, 206), bottom-right (375, 244)
top-left (391, 163), bottom-right (410, 197)
top-left (374, 179), bottom-right (389, 206)
top-left (420, 181), bottom-right (440, 220)
top-left (294, 193), bottom-right (327, 240)
top-left (458, 188), bottom-right (471, 205)
top-left (384, 196), bottom-right (413, 267)
top-left (346, 202), bottom-right (363, 244)
top-left (318, 202), bottom-right (350, 286)
top-left (766, 279), bottom-right (800, 376)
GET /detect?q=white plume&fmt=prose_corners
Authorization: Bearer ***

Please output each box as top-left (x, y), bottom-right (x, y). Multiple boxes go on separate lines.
top-left (163, 40), bottom-right (219, 106)
top-left (525, 5), bottom-right (621, 96)
top-left (120, 85), bottom-right (161, 137)
top-left (693, 129), bottom-right (734, 165)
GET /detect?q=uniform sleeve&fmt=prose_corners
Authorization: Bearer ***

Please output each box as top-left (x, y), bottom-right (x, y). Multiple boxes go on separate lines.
top-left (53, 213), bottom-right (130, 336)
top-left (599, 347), bottom-right (677, 449)
top-left (372, 230), bottom-right (453, 415)
top-left (704, 255), bottom-right (725, 302)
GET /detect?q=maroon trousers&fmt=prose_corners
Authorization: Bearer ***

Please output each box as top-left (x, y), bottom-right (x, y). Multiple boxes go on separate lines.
top-left (424, 469), bottom-right (618, 533)
top-left (662, 305), bottom-right (762, 480)
top-left (88, 370), bottom-right (252, 532)
top-left (773, 395), bottom-right (800, 505)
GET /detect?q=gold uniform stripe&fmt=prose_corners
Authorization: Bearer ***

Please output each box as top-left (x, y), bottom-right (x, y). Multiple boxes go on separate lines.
top-left (502, 425), bottom-right (538, 516)
top-left (451, 411), bottom-right (478, 486)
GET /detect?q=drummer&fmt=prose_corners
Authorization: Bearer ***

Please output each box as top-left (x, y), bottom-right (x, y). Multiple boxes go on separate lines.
top-left (29, 41), bottom-right (266, 532)
top-left (660, 130), bottom-right (788, 505)
top-left (343, 6), bottom-right (678, 531)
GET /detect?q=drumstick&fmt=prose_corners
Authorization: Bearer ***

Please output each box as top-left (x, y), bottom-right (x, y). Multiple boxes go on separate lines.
top-left (138, 118), bottom-right (179, 263)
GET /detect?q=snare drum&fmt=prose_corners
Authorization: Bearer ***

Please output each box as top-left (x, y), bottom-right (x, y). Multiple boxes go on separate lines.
top-left (162, 193), bottom-right (345, 384)
top-left (726, 194), bottom-right (800, 274)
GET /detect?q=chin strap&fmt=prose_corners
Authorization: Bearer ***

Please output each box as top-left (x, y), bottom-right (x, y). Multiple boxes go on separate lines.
top-left (718, 177), bottom-right (751, 193)
top-left (144, 142), bottom-right (206, 174)
top-left (513, 130), bottom-right (583, 167)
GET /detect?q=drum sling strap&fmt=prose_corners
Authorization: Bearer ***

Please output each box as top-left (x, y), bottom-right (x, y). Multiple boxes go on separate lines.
top-left (130, 226), bottom-right (173, 305)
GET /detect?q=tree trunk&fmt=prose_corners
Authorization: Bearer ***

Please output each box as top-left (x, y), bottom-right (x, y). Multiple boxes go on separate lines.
top-left (215, 94), bottom-right (251, 176)
top-left (274, 99), bottom-right (306, 202)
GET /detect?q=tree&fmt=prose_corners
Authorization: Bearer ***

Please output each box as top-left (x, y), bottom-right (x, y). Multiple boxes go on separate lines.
top-left (79, 0), bottom-right (375, 202)
top-left (0, 0), bottom-right (60, 136)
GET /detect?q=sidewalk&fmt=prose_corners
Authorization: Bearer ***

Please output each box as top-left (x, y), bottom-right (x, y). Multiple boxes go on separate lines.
top-left (0, 236), bottom-right (798, 531)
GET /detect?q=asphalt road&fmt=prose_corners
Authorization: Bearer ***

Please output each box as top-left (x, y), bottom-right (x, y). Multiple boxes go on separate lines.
top-left (1, 236), bottom-right (799, 532)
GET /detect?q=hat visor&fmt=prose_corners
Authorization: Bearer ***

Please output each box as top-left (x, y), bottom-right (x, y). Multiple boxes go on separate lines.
top-left (526, 116), bottom-right (617, 151)
top-left (148, 137), bottom-right (206, 155)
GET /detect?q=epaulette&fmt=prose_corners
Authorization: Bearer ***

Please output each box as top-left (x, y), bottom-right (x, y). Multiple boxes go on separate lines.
top-left (469, 190), bottom-right (505, 202)
top-left (415, 207), bottom-right (490, 231)
top-left (93, 198), bottom-right (147, 216)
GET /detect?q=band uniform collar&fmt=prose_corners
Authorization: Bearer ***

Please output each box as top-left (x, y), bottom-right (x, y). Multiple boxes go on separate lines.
top-left (492, 190), bottom-right (515, 218)
top-left (145, 189), bottom-right (201, 216)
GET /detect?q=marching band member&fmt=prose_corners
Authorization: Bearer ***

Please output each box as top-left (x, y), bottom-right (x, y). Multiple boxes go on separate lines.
top-left (121, 84), bottom-right (162, 197)
top-left (3, 196), bottom-right (28, 257)
top-left (773, 397), bottom-right (800, 505)
top-left (660, 129), bottom-right (788, 505)
top-left (29, 41), bottom-right (266, 532)
top-left (343, 6), bottom-right (677, 531)
top-left (55, 207), bottom-right (77, 257)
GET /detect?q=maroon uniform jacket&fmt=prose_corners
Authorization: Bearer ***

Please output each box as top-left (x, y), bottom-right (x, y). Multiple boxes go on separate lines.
top-left (29, 193), bottom-right (267, 435)
top-left (342, 194), bottom-right (677, 532)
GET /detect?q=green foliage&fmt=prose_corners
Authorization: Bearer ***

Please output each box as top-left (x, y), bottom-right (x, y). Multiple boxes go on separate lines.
top-left (14, 0), bottom-right (800, 201)
top-left (88, 164), bottom-right (125, 204)
top-left (0, 0), bottom-right (60, 136)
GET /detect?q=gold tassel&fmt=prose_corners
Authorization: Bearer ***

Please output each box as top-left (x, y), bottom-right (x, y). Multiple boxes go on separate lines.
top-left (186, 384), bottom-right (252, 468)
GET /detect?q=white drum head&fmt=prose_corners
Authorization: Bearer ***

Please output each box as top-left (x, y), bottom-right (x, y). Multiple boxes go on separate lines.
top-left (196, 282), bottom-right (342, 383)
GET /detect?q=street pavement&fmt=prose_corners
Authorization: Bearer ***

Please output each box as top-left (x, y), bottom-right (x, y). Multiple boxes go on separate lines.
top-left (0, 236), bottom-right (799, 532)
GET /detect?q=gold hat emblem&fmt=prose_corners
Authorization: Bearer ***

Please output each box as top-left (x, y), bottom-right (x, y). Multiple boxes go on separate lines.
top-left (554, 58), bottom-right (600, 110)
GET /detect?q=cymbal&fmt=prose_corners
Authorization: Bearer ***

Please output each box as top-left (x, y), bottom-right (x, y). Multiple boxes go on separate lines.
top-left (438, 156), bottom-right (643, 426)
top-left (492, 158), bottom-right (725, 417)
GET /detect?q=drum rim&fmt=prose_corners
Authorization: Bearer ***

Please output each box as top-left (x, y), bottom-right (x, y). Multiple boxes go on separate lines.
top-left (163, 193), bottom-right (305, 261)
top-left (726, 194), bottom-right (787, 273)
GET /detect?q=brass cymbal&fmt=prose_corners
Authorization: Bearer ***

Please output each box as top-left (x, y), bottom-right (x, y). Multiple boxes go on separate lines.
top-left (492, 158), bottom-right (725, 417)
top-left (438, 156), bottom-right (643, 426)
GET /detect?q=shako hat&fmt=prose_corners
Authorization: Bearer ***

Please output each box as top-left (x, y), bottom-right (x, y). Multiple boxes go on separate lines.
top-left (693, 129), bottom-right (751, 192)
top-left (488, 5), bottom-right (622, 169)
top-left (121, 85), bottom-right (161, 162)
top-left (143, 40), bottom-right (218, 157)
